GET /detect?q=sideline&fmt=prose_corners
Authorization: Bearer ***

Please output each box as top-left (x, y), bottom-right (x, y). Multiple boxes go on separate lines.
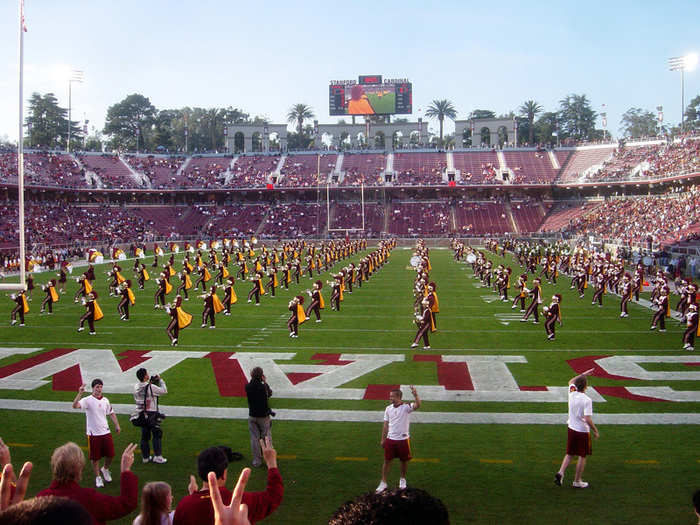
top-left (0, 399), bottom-right (698, 425)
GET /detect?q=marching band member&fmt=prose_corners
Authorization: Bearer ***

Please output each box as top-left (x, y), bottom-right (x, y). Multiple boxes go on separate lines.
top-left (306, 280), bottom-right (324, 322)
top-left (292, 259), bottom-right (302, 284)
top-left (521, 278), bottom-right (542, 323)
top-left (166, 295), bottom-right (192, 346)
top-left (137, 263), bottom-right (150, 290)
top-left (281, 264), bottom-right (291, 290)
top-left (346, 263), bottom-right (356, 293)
top-left (78, 291), bottom-right (103, 335)
top-left (57, 265), bottom-right (68, 294)
top-left (154, 274), bottom-right (167, 309)
top-left (10, 289), bottom-right (29, 326)
top-left (544, 294), bottom-right (562, 341)
top-left (215, 262), bottom-right (229, 285)
top-left (683, 303), bottom-right (698, 351)
top-left (247, 272), bottom-right (265, 305)
top-left (411, 298), bottom-right (433, 350)
top-left (176, 267), bottom-right (192, 300)
top-left (512, 274), bottom-right (528, 312)
top-left (287, 295), bottom-right (306, 338)
top-left (222, 277), bottom-right (237, 315)
top-left (74, 274), bottom-right (93, 303)
top-left (591, 271), bottom-right (606, 307)
top-left (265, 266), bottom-right (278, 297)
top-left (619, 273), bottom-right (632, 318)
top-left (650, 288), bottom-right (669, 332)
top-left (330, 274), bottom-right (342, 311)
top-left (426, 282), bottom-right (439, 331)
top-left (193, 263), bottom-right (210, 292)
top-left (40, 279), bottom-right (59, 314)
top-left (26, 273), bottom-right (34, 301)
top-left (200, 285), bottom-right (224, 329)
top-left (118, 280), bottom-right (136, 321)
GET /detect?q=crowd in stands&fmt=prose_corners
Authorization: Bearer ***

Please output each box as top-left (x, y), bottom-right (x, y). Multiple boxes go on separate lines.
top-left (387, 202), bottom-right (451, 237)
top-left (584, 138), bottom-right (700, 182)
top-left (278, 154), bottom-right (336, 187)
top-left (124, 156), bottom-right (185, 189)
top-left (259, 203), bottom-right (325, 238)
top-left (227, 156), bottom-right (279, 188)
top-left (454, 201), bottom-right (512, 235)
top-left (0, 152), bottom-right (85, 187)
top-left (565, 186), bottom-right (700, 247)
top-left (181, 157), bottom-right (230, 188)
top-left (341, 153), bottom-right (386, 186)
top-left (393, 153), bottom-right (446, 186)
top-left (77, 154), bottom-right (143, 189)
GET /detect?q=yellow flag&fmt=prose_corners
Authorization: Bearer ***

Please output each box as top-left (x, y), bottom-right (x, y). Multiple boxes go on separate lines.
top-left (297, 304), bottom-right (307, 324)
top-left (93, 301), bottom-right (104, 321)
top-left (177, 307), bottom-right (192, 329)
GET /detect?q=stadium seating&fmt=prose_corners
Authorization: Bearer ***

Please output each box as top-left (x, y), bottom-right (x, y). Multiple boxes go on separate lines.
top-left (279, 154), bottom-right (337, 187)
top-left (393, 152), bottom-right (446, 185)
top-left (387, 202), bottom-right (451, 237)
top-left (452, 151), bottom-right (500, 184)
top-left (510, 201), bottom-right (550, 233)
top-left (77, 154), bottom-right (144, 189)
top-left (259, 203), bottom-right (327, 238)
top-left (124, 155), bottom-right (186, 189)
top-left (556, 147), bottom-right (614, 183)
top-left (454, 201), bottom-right (513, 235)
top-left (329, 203), bottom-right (385, 236)
top-left (341, 152), bottom-right (386, 186)
top-left (180, 157), bottom-right (231, 188)
top-left (502, 151), bottom-right (559, 184)
top-left (227, 155), bottom-right (279, 188)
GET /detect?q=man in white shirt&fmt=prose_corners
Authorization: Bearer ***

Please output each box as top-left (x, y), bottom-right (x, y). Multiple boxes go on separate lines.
top-left (376, 386), bottom-right (421, 493)
top-left (554, 368), bottom-right (600, 489)
top-left (72, 378), bottom-right (121, 488)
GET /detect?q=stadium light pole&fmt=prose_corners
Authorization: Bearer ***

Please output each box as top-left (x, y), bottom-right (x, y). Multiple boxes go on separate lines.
top-left (67, 70), bottom-right (83, 152)
top-left (668, 53), bottom-right (698, 132)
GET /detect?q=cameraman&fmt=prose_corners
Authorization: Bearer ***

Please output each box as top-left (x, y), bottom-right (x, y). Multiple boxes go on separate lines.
top-left (245, 367), bottom-right (274, 467)
top-left (133, 368), bottom-right (167, 464)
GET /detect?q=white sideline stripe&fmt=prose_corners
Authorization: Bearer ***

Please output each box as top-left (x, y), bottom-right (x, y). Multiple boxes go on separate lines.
top-left (0, 342), bottom-right (685, 353)
top-left (0, 399), bottom-right (698, 425)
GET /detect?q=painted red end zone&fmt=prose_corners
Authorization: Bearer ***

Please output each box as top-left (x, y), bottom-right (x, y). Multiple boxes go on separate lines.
top-left (413, 355), bottom-right (474, 390)
top-left (363, 384), bottom-right (400, 400)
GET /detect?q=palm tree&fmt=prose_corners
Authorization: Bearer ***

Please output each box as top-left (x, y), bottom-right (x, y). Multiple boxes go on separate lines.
top-left (425, 100), bottom-right (457, 147)
top-left (519, 100), bottom-right (543, 145)
top-left (287, 103), bottom-right (315, 137)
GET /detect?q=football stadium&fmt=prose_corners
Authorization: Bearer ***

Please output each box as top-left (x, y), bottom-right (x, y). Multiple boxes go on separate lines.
top-left (0, 2), bottom-right (699, 524)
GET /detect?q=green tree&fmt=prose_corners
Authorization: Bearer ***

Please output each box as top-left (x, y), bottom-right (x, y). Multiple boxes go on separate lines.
top-left (619, 107), bottom-right (659, 138)
top-left (425, 99), bottom-right (457, 147)
top-left (519, 100), bottom-right (543, 145)
top-left (287, 103), bottom-right (315, 138)
top-left (684, 95), bottom-right (700, 131)
top-left (534, 112), bottom-right (560, 145)
top-left (470, 109), bottom-right (496, 119)
top-left (103, 94), bottom-right (157, 151)
top-left (558, 94), bottom-right (597, 141)
top-left (25, 92), bottom-right (81, 149)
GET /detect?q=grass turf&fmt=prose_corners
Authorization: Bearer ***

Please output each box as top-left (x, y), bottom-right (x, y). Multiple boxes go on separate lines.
top-left (0, 246), bottom-right (698, 524)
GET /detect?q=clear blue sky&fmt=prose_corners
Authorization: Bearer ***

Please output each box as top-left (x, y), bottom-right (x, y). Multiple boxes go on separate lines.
top-left (0, 0), bottom-right (698, 143)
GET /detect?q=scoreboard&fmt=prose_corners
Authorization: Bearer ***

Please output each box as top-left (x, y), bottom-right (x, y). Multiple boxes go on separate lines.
top-left (329, 76), bottom-right (412, 116)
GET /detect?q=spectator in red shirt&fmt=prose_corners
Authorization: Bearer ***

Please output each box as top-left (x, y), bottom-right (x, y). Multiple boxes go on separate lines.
top-left (173, 438), bottom-right (282, 525)
top-left (36, 442), bottom-right (138, 525)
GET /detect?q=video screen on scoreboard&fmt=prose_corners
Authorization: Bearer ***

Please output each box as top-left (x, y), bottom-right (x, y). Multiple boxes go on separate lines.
top-left (329, 80), bottom-right (412, 116)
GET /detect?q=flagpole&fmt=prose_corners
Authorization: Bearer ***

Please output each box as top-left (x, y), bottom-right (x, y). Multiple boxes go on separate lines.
top-left (17, 0), bottom-right (26, 291)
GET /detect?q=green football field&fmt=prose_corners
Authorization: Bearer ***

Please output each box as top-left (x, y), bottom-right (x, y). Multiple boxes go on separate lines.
top-left (0, 245), bottom-right (698, 524)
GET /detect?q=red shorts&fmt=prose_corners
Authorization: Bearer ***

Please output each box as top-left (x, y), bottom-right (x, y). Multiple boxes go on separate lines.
top-left (87, 433), bottom-right (115, 461)
top-left (384, 438), bottom-right (411, 461)
top-left (566, 428), bottom-right (591, 457)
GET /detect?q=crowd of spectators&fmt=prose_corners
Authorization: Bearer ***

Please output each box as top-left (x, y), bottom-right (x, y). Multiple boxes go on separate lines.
top-left (565, 185), bottom-right (700, 247)
top-left (341, 153), bottom-right (386, 186)
top-left (279, 155), bottom-right (336, 187)
top-left (124, 156), bottom-right (185, 189)
top-left (0, 152), bottom-right (85, 188)
top-left (259, 203), bottom-right (325, 238)
top-left (76, 154), bottom-right (143, 189)
top-left (387, 202), bottom-right (451, 237)
top-left (227, 156), bottom-right (279, 188)
top-left (584, 138), bottom-right (700, 182)
top-left (394, 153), bottom-right (446, 186)
top-left (181, 158), bottom-right (231, 188)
